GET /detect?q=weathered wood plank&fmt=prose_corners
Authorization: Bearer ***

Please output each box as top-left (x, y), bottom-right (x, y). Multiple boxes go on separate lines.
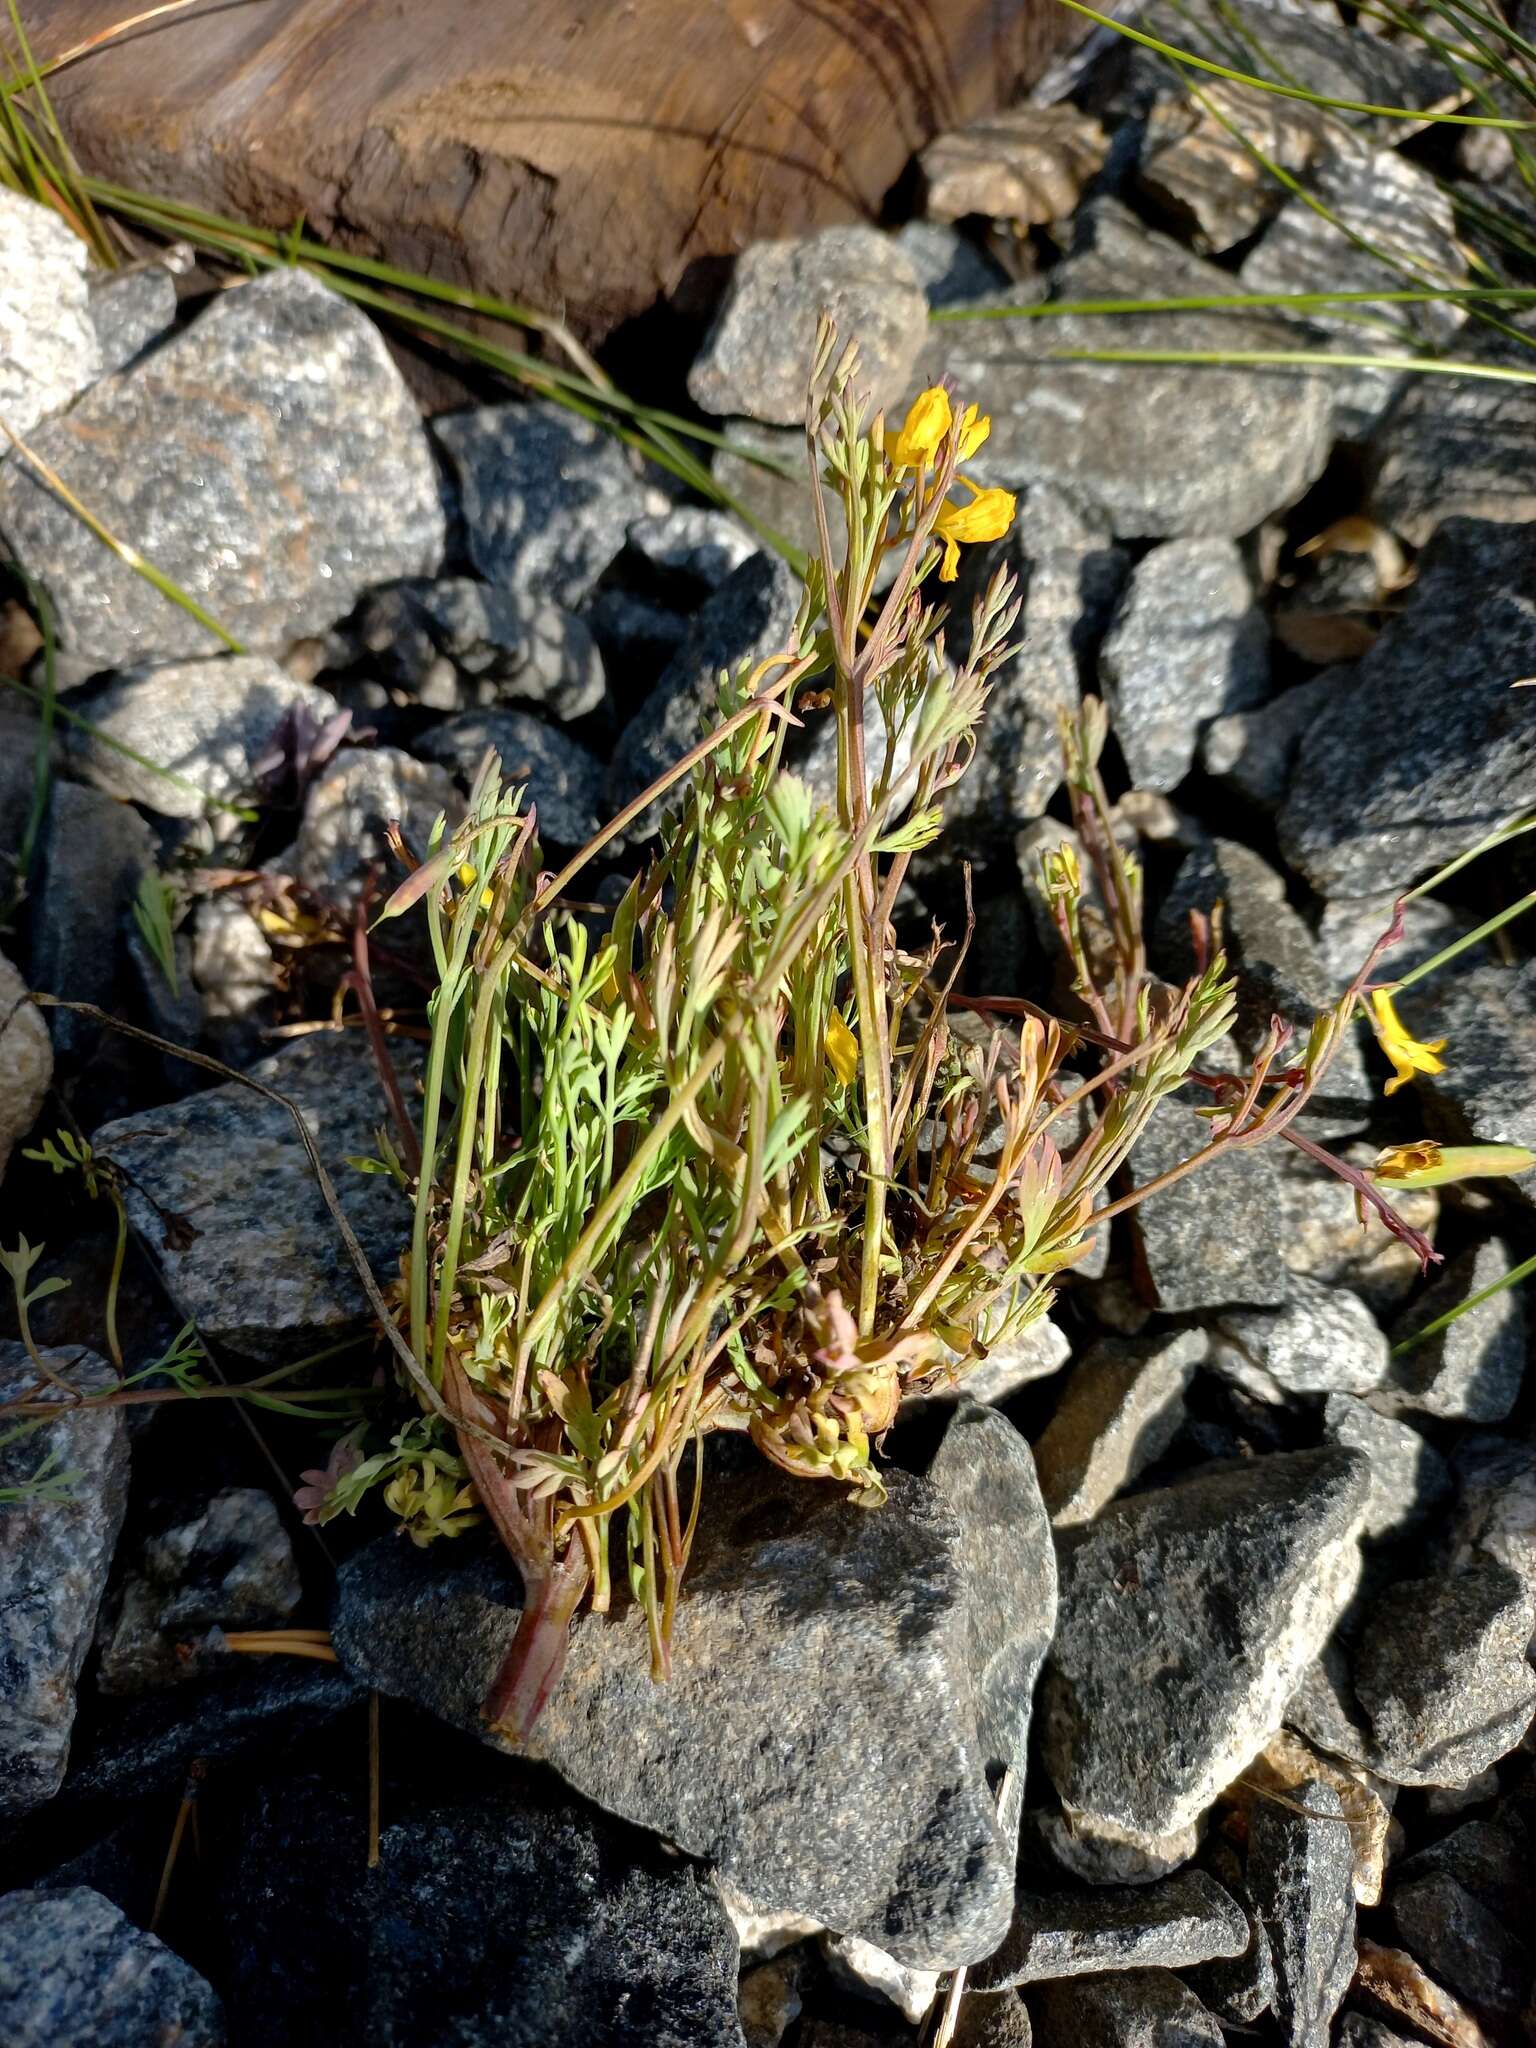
top-left (21, 0), bottom-right (1081, 339)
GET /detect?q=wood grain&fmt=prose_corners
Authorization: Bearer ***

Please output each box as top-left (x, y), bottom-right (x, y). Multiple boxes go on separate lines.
top-left (20, 0), bottom-right (1083, 340)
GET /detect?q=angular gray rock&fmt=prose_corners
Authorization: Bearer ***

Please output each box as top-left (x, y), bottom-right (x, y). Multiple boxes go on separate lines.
top-left (1400, 958), bottom-right (1536, 1156)
top-left (1334, 2019), bottom-right (1420, 2048)
top-left (0, 269), bottom-right (444, 674)
top-left (1127, 1089), bottom-right (1291, 1314)
top-left (1201, 676), bottom-right (1332, 810)
top-left (0, 1347), bottom-right (129, 1814)
top-left (1444, 1434), bottom-right (1536, 1599)
top-left (0, 1888), bottom-right (225, 2048)
top-left (29, 780), bottom-right (155, 1061)
top-left (1099, 542), bottom-right (1268, 792)
top-left (1207, 1278), bottom-right (1390, 1402)
top-left (1278, 520), bottom-right (1536, 896)
top-left (1041, 1448), bottom-right (1370, 1851)
top-left (1321, 1395), bottom-right (1451, 1544)
top-left (920, 106), bottom-right (1108, 225)
top-left (1239, 139), bottom-right (1467, 440)
top-left (91, 1031), bottom-right (412, 1363)
top-left (419, 708), bottom-right (604, 848)
top-left (1248, 1778), bottom-right (1356, 2048)
top-left (1030, 1968), bottom-right (1224, 2045)
top-left (1370, 332), bottom-right (1536, 547)
top-left (894, 221), bottom-right (1010, 310)
top-left (1033, 1328), bottom-right (1204, 1527)
top-left (1180, 1840), bottom-right (1277, 2023)
top-left (96, 1486), bottom-right (303, 1694)
top-left (1271, 1140), bottom-right (1437, 1320)
top-left (1352, 1560), bottom-right (1536, 1784)
top-left (334, 1412), bottom-right (1056, 1970)
top-left (918, 202), bottom-right (1333, 539)
top-left (1136, 78), bottom-right (1331, 255)
top-left (688, 227), bottom-right (927, 427)
top-left (66, 657), bottom-right (341, 818)
top-left (0, 950), bottom-right (51, 1186)
top-left (1382, 1239), bottom-right (1526, 1424)
top-left (1389, 1872), bottom-right (1532, 2019)
top-left (340, 578), bottom-right (607, 722)
top-left (0, 188), bottom-right (101, 437)
top-left (87, 260), bottom-right (179, 375)
top-left (609, 551), bottom-right (802, 837)
top-left (911, 1312), bottom-right (1071, 1412)
top-left (972, 1871), bottom-right (1247, 1991)
top-left (292, 744), bottom-right (463, 918)
top-left (625, 505), bottom-right (758, 595)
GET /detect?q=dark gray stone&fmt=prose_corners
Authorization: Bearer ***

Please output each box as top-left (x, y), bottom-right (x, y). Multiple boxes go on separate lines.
top-left (0, 1347), bottom-right (129, 1815)
top-left (1392, 1811), bottom-right (1535, 1929)
top-left (1314, 891), bottom-right (1471, 993)
top-left (1127, 1085), bottom-right (1291, 1314)
top-left (435, 398), bottom-right (654, 611)
top-left (0, 269), bottom-right (444, 674)
top-left (587, 588), bottom-right (691, 667)
top-left (688, 226), bottom-right (927, 427)
top-left (1248, 1778), bottom-right (1356, 2048)
top-left (608, 551), bottom-right (802, 838)
top-left (0, 1887), bottom-right (225, 2047)
top-left (973, 1872), bottom-right (1247, 1991)
top-left (1033, 1329), bottom-right (1204, 1527)
top-left (625, 506), bottom-right (758, 595)
top-left (96, 1487), bottom-right (303, 1694)
top-left (1180, 1840), bottom-right (1276, 2024)
top-left (894, 220), bottom-right (1011, 309)
top-left (1321, 1396), bottom-right (1451, 1544)
top-left (1370, 333), bottom-right (1536, 547)
top-left (1201, 675), bottom-right (1332, 810)
top-left (1352, 1561), bottom-right (1536, 1785)
top-left (0, 950), bottom-right (51, 1187)
top-left (711, 422), bottom-right (829, 568)
top-left (1278, 520), bottom-right (1536, 896)
top-left (1443, 1434), bottom-right (1536, 1598)
top-left (91, 1031), bottom-right (412, 1363)
top-left (1207, 1279), bottom-right (1389, 1402)
top-left (1383, 1240), bottom-right (1526, 1424)
top-left (0, 188), bottom-right (100, 436)
top-left (292, 743), bottom-right (463, 918)
top-left (1389, 1872), bottom-right (1532, 2018)
top-left (1029, 1968), bottom-right (1224, 2045)
top-left (1099, 542), bottom-right (1268, 792)
top-left (66, 657), bottom-right (340, 818)
top-left (951, 1989), bottom-right (1035, 2048)
top-left (334, 1419), bottom-right (1054, 1970)
top-left (1399, 959), bottom-right (1536, 1156)
top-left (87, 261), bottom-right (179, 375)
top-left (918, 202), bottom-right (1332, 539)
top-left (419, 708), bottom-right (604, 847)
top-left (1239, 139), bottom-right (1466, 439)
top-left (30, 779), bottom-right (155, 1062)
top-left (218, 1767), bottom-right (743, 2048)
top-left (1333, 2018), bottom-right (1420, 2048)
top-left (1041, 1449), bottom-right (1370, 1850)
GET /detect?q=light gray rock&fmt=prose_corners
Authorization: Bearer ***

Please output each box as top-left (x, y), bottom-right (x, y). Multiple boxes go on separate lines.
top-left (625, 506), bottom-right (758, 595)
top-left (1201, 675), bottom-right (1332, 811)
top-left (1382, 1239), bottom-right (1526, 1424)
top-left (292, 744), bottom-right (462, 918)
top-left (419, 708), bottom-right (604, 848)
top-left (1030, 1968), bottom-right (1224, 2045)
top-left (66, 657), bottom-right (340, 818)
top-left (688, 227), bottom-right (927, 427)
top-left (0, 189), bottom-right (100, 436)
top-left (1099, 541), bottom-right (1268, 792)
top-left (0, 950), bottom-right (51, 1185)
top-left (1031, 1809), bottom-right (1203, 1889)
top-left (96, 1486), bottom-right (303, 1694)
top-left (0, 1887), bottom-right (225, 2047)
top-left (1240, 139), bottom-right (1467, 439)
top-left (711, 422), bottom-right (829, 568)
top-left (1371, 332), bottom-right (1536, 546)
top-left (918, 201), bottom-right (1333, 539)
top-left (1352, 1561), bottom-right (1536, 1785)
top-left (0, 269), bottom-right (444, 674)
top-left (1314, 890), bottom-right (1469, 992)
top-left (1271, 1140), bottom-right (1438, 1320)
top-left (87, 260), bottom-right (178, 374)
top-left (1278, 520), bottom-right (1536, 896)
top-left (333, 1407), bottom-right (1056, 1970)
top-left (191, 891), bottom-right (278, 1027)
top-left (920, 106), bottom-right (1108, 225)
top-left (972, 1871), bottom-right (1247, 1991)
top-left (1389, 1872), bottom-right (1532, 2018)
top-left (91, 1031), bottom-right (412, 1363)
top-left (435, 398), bottom-right (655, 611)
top-left (1398, 959), bottom-right (1536, 1156)
top-left (608, 551), bottom-right (802, 838)
top-left (1127, 1086), bottom-right (1291, 1314)
top-left (29, 780), bottom-right (155, 1063)
top-left (911, 1313), bottom-right (1071, 1411)
top-left (1248, 1777), bottom-right (1356, 2048)
top-left (820, 1932), bottom-right (940, 2023)
top-left (1033, 1329), bottom-right (1204, 1526)
top-left (1207, 1278), bottom-right (1390, 1401)
top-left (1444, 1434), bottom-right (1536, 1599)
top-left (1321, 1395), bottom-right (1451, 1543)
top-left (0, 1348), bottom-right (129, 1814)
top-left (340, 578), bottom-right (607, 722)
top-left (1041, 1448), bottom-right (1370, 1851)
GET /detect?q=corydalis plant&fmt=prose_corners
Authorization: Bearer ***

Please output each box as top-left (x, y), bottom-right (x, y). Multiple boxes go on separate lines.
top-left (326, 328), bottom-right (1407, 1741)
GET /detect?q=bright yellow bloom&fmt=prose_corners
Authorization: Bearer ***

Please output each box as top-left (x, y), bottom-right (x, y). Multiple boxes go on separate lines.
top-left (825, 1009), bottom-right (859, 1086)
top-left (934, 478), bottom-right (1017, 581)
top-left (1368, 988), bottom-right (1447, 1096)
top-left (955, 401), bottom-right (990, 460)
top-left (886, 386), bottom-right (951, 471)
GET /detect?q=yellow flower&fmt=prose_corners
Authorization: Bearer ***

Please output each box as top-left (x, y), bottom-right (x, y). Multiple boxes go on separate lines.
top-left (955, 402), bottom-right (990, 460)
top-left (933, 478), bottom-right (1017, 581)
top-left (1375, 1139), bottom-right (1536, 1188)
top-left (1373, 1139), bottom-right (1443, 1181)
top-left (825, 1008), bottom-right (859, 1086)
top-left (1368, 988), bottom-right (1447, 1096)
top-left (886, 386), bottom-right (951, 471)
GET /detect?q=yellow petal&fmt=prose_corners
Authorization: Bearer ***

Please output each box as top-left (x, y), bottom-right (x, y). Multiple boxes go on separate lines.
top-left (955, 402), bottom-right (990, 460)
top-left (825, 1008), bottom-right (859, 1086)
top-left (1368, 988), bottom-right (1447, 1095)
top-left (938, 534), bottom-right (961, 582)
top-left (888, 386), bottom-right (952, 471)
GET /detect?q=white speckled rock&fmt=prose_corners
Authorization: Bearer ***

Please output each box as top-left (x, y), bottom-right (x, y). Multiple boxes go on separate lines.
top-left (0, 189), bottom-right (100, 437)
top-left (0, 950), bottom-right (51, 1186)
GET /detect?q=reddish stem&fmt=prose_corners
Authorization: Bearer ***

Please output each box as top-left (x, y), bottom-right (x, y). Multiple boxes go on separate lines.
top-left (483, 1548), bottom-right (591, 1742)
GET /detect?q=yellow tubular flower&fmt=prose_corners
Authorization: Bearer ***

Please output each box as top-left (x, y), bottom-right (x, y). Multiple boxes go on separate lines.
top-left (825, 1009), bottom-right (859, 1086)
top-left (886, 386), bottom-right (951, 471)
top-left (1368, 988), bottom-right (1448, 1096)
top-left (933, 479), bottom-right (1017, 581)
top-left (955, 402), bottom-right (990, 460)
